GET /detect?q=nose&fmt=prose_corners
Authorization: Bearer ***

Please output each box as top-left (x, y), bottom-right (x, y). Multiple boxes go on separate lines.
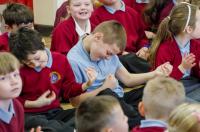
top-left (9, 75), bottom-right (18, 85)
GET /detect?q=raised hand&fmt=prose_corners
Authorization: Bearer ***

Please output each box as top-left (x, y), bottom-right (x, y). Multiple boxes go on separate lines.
top-left (155, 62), bottom-right (173, 76)
top-left (34, 90), bottom-right (56, 107)
top-left (85, 67), bottom-right (97, 88)
top-left (102, 74), bottom-right (117, 90)
top-left (179, 53), bottom-right (196, 73)
top-left (136, 47), bottom-right (149, 60)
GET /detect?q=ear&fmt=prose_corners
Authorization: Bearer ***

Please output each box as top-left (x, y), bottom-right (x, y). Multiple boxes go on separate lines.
top-left (4, 24), bottom-right (10, 31)
top-left (138, 101), bottom-right (145, 117)
top-left (93, 32), bottom-right (104, 41)
top-left (184, 26), bottom-right (193, 34)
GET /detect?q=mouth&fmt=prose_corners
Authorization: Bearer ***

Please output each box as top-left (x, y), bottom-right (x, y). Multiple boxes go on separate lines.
top-left (11, 88), bottom-right (20, 93)
top-left (79, 11), bottom-right (88, 16)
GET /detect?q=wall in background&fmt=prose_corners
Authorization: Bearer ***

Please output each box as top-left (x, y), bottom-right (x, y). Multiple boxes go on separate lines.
top-left (33, 0), bottom-right (66, 26)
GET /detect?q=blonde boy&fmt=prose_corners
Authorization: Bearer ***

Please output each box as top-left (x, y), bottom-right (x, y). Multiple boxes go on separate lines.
top-left (132, 77), bottom-right (185, 132)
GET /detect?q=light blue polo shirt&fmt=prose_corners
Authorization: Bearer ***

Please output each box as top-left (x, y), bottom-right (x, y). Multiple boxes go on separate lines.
top-left (0, 100), bottom-right (15, 124)
top-left (140, 119), bottom-right (168, 128)
top-left (67, 39), bottom-right (124, 97)
top-left (104, 0), bottom-right (125, 14)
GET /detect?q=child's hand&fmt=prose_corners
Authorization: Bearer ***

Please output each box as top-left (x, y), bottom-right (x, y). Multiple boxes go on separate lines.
top-left (35, 90), bottom-right (56, 107)
top-left (155, 62), bottom-right (173, 76)
top-left (178, 53), bottom-right (196, 73)
top-left (122, 51), bottom-right (129, 55)
top-left (83, 67), bottom-right (97, 90)
top-left (30, 126), bottom-right (43, 132)
top-left (144, 31), bottom-right (156, 39)
top-left (136, 47), bottom-right (149, 60)
top-left (102, 74), bottom-right (117, 90)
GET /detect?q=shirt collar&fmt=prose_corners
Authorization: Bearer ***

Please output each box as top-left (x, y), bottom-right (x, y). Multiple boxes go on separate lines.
top-left (136, 0), bottom-right (149, 3)
top-left (174, 36), bottom-right (190, 49)
top-left (34, 48), bottom-right (53, 72)
top-left (140, 119), bottom-right (168, 128)
top-left (104, 0), bottom-right (125, 14)
top-left (172, 0), bottom-right (177, 5)
top-left (74, 18), bottom-right (91, 37)
top-left (0, 100), bottom-right (15, 124)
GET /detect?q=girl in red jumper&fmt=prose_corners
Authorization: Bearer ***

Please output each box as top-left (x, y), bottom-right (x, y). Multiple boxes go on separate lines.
top-left (51, 0), bottom-right (94, 55)
top-left (149, 3), bottom-right (200, 101)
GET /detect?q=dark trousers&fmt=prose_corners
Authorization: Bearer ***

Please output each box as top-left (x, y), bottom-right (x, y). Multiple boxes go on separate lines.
top-left (181, 77), bottom-right (200, 102)
top-left (97, 88), bottom-right (144, 129)
top-left (25, 108), bottom-right (75, 132)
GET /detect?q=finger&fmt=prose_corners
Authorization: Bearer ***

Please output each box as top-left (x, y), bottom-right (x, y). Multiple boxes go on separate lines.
top-left (41, 90), bottom-right (51, 97)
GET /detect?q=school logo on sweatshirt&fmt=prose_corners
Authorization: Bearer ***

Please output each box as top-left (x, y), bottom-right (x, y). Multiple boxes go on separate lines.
top-left (50, 71), bottom-right (61, 84)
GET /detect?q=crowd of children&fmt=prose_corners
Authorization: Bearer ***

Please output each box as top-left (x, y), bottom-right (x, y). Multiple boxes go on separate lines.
top-left (0, 0), bottom-right (200, 132)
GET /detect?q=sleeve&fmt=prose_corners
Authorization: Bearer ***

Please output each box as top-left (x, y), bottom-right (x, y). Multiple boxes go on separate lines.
top-left (155, 45), bottom-right (183, 80)
top-left (61, 57), bottom-right (84, 99)
top-left (51, 21), bottom-right (75, 54)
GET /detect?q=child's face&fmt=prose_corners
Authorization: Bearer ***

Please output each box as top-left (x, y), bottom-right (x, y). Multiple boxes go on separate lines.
top-left (69, 0), bottom-right (93, 21)
top-left (0, 70), bottom-right (22, 100)
top-left (90, 40), bottom-right (121, 61)
top-left (99, 0), bottom-right (119, 5)
top-left (23, 50), bottom-right (48, 69)
top-left (190, 10), bottom-right (200, 39)
top-left (108, 105), bottom-right (129, 132)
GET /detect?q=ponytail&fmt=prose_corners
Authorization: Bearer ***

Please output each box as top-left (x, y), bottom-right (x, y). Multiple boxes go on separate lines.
top-left (148, 17), bottom-right (172, 66)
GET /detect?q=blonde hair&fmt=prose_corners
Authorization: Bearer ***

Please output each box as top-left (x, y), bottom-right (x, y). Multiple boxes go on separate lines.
top-left (148, 3), bottom-right (198, 66)
top-left (168, 103), bottom-right (200, 132)
top-left (143, 77), bottom-right (185, 119)
top-left (93, 20), bottom-right (126, 52)
top-left (0, 52), bottom-right (20, 75)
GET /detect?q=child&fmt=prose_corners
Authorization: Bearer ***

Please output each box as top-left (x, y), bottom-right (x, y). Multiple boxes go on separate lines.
top-left (168, 103), bottom-right (200, 132)
top-left (148, 3), bottom-right (200, 101)
top-left (0, 52), bottom-right (23, 132)
top-left (51, 0), bottom-right (94, 55)
top-left (0, 52), bottom-right (41, 132)
top-left (90, 0), bottom-right (149, 59)
top-left (67, 20), bottom-right (173, 128)
top-left (0, 3), bottom-right (33, 52)
top-left (132, 76), bottom-right (185, 132)
top-left (76, 96), bottom-right (129, 132)
top-left (9, 27), bottom-right (96, 131)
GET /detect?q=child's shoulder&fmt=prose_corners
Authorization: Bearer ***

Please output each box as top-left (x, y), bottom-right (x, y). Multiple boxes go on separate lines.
top-left (13, 99), bottom-right (24, 113)
top-left (53, 17), bottom-right (75, 32)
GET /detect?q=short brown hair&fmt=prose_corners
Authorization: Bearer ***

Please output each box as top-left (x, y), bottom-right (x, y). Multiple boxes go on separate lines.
top-left (76, 95), bottom-right (121, 132)
top-left (92, 20), bottom-right (127, 52)
top-left (0, 52), bottom-right (20, 75)
top-left (143, 77), bottom-right (185, 119)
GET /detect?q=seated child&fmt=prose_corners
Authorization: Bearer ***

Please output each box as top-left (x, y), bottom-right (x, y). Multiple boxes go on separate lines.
top-left (67, 20), bottom-right (173, 128)
top-left (51, 0), bottom-right (94, 55)
top-left (90, 0), bottom-right (149, 59)
top-left (168, 103), bottom-right (200, 132)
top-left (76, 95), bottom-right (129, 132)
top-left (132, 76), bottom-right (185, 132)
top-left (0, 52), bottom-right (41, 132)
top-left (9, 27), bottom-right (96, 131)
top-left (0, 3), bottom-right (33, 51)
